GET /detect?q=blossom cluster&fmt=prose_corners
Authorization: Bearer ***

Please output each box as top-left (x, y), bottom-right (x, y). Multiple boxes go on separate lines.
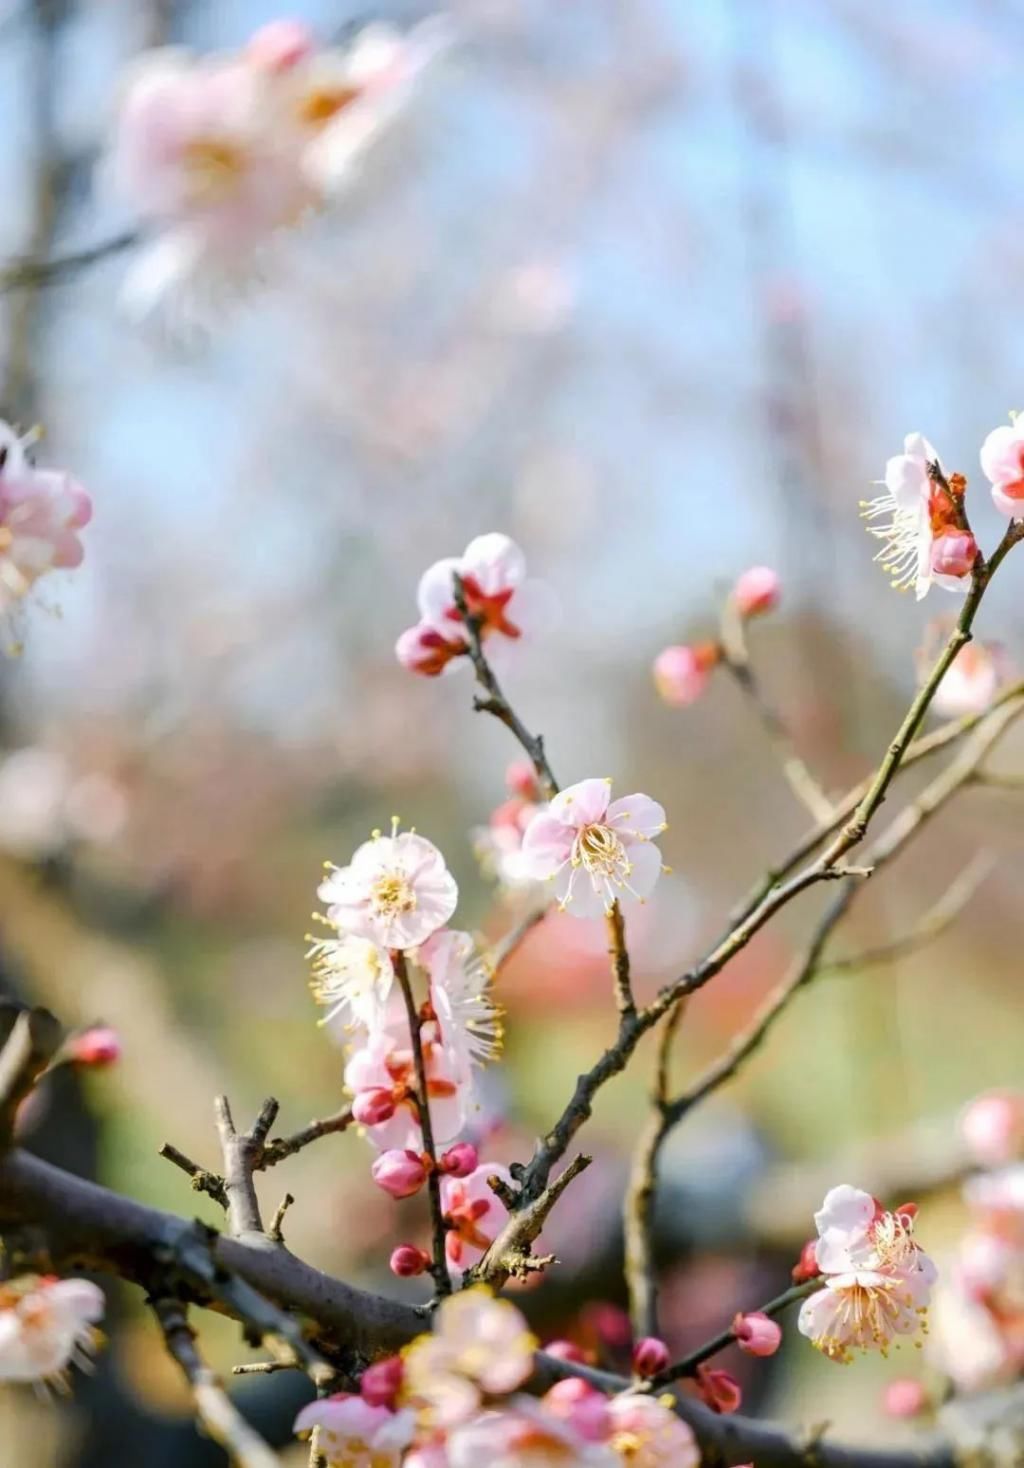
top-left (0, 1275), bottom-right (105, 1387)
top-left (107, 17), bottom-right (447, 317)
top-left (293, 1288), bottom-right (700, 1468)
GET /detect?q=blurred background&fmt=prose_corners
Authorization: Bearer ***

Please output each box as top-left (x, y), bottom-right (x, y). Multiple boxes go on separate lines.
top-left (1, 0), bottom-right (1023, 1461)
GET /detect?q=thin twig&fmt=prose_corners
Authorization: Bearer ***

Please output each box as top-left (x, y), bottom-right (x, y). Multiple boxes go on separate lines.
top-left (606, 901), bottom-right (635, 1016)
top-left (268, 1193), bottom-right (295, 1244)
top-left (471, 1154), bottom-right (591, 1286)
top-left (971, 770), bottom-right (1024, 792)
top-left (0, 1006), bottom-right (63, 1150)
top-left (491, 907), bottom-right (549, 970)
top-left (648, 1278), bottom-right (824, 1388)
top-left (153, 1298), bottom-right (282, 1468)
top-left (231, 1360), bottom-right (299, 1377)
top-left (452, 572), bottom-right (559, 799)
top-left (259, 1106), bottom-right (354, 1169)
top-left (394, 952), bottom-right (449, 1295)
top-left (0, 229), bottom-right (138, 294)
top-left (158, 1143), bottom-right (229, 1210)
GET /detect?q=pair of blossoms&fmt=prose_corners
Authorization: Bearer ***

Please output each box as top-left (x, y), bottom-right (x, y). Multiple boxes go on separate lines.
top-left (295, 1287), bottom-right (701, 1468)
top-left (0, 423), bottom-right (92, 629)
top-left (107, 16), bottom-right (446, 316)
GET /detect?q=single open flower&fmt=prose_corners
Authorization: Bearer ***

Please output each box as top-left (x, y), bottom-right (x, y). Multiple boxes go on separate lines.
top-left (861, 434), bottom-right (968, 600)
top-left (416, 928), bottom-right (503, 1082)
top-left (319, 823), bottom-right (458, 950)
top-left (980, 417), bottom-right (1024, 519)
top-left (607, 1392), bottom-right (701, 1466)
top-left (308, 932), bottom-right (395, 1035)
top-left (0, 422), bottom-right (92, 620)
top-left (401, 1287), bottom-right (537, 1427)
top-left (294, 1394), bottom-right (415, 1468)
top-left (521, 777), bottom-right (667, 917)
top-left (0, 1275), bottom-right (105, 1386)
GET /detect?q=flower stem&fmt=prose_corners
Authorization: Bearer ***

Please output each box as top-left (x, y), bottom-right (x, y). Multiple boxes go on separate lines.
top-left (648, 1277), bottom-right (824, 1388)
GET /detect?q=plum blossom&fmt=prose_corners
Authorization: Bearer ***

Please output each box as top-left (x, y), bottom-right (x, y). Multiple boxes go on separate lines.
top-left (446, 1400), bottom-right (617, 1467)
top-left (390, 1244), bottom-right (431, 1277)
top-left (319, 823), bottom-right (458, 951)
top-left (882, 1378), bottom-right (929, 1418)
top-left (0, 423), bottom-right (92, 622)
top-left (294, 1394), bottom-right (415, 1468)
top-left (344, 1028), bottom-right (467, 1152)
top-left (605, 1393), bottom-right (700, 1468)
top-left (416, 928), bottom-right (503, 1081)
top-left (441, 1164), bottom-right (513, 1276)
top-left (652, 644), bottom-right (718, 707)
top-left (473, 764), bottom-right (545, 890)
top-left (733, 1311), bottom-right (782, 1357)
top-left (401, 1288), bottom-right (536, 1428)
top-left (542, 1377), bottom-right (611, 1441)
top-left (980, 416), bottom-right (1024, 519)
top-left (521, 778), bottom-right (667, 917)
top-left (371, 1149), bottom-right (428, 1199)
top-left (397, 534), bottom-right (550, 677)
top-left (631, 1337), bottom-right (669, 1377)
top-left (695, 1365), bottom-right (742, 1413)
top-left (861, 434), bottom-right (974, 599)
top-left (308, 932), bottom-right (396, 1035)
top-left (932, 642), bottom-right (1005, 719)
top-left (797, 1186), bottom-right (937, 1363)
top-left (732, 565), bottom-right (781, 618)
top-left (961, 1091), bottom-right (1024, 1169)
top-left (0, 1275), bottom-right (105, 1385)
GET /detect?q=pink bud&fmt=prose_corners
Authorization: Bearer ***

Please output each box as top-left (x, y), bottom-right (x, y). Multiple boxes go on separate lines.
top-left (543, 1377), bottom-right (611, 1442)
top-left (696, 1365), bottom-right (742, 1415)
top-left (68, 1026), bottom-right (121, 1068)
top-left (545, 1339), bottom-right (589, 1363)
top-left (732, 1311), bottom-right (782, 1357)
top-left (395, 622), bottom-right (466, 677)
top-left (791, 1239), bottom-right (820, 1284)
top-left (506, 760), bottom-right (540, 800)
top-left (733, 565), bottom-right (781, 618)
top-left (371, 1149), bottom-right (427, 1200)
top-left (961, 1091), bottom-right (1024, 1169)
top-left (352, 1088), bottom-right (397, 1127)
top-left (439, 1142), bottom-right (478, 1178)
top-left (360, 1356), bottom-right (404, 1408)
top-left (883, 1379), bottom-right (929, 1419)
top-left (581, 1302), bottom-right (633, 1350)
top-left (246, 18), bottom-right (316, 72)
top-left (652, 644), bottom-right (718, 707)
top-left (389, 1244), bottom-right (431, 1277)
top-left (632, 1336), bottom-right (670, 1377)
top-left (930, 529), bottom-right (978, 579)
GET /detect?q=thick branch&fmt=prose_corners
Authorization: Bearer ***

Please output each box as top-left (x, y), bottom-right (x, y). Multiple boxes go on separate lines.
top-left (154, 1298), bottom-right (282, 1468)
top-left (215, 1096), bottom-right (279, 1237)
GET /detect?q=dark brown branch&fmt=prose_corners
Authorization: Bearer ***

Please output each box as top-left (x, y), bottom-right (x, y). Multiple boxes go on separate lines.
top-left (452, 572), bottom-right (559, 799)
top-left (606, 901), bottom-right (635, 1016)
top-left (0, 1005), bottom-right (63, 1149)
top-left (154, 1298), bottom-right (282, 1468)
top-left (258, 1105), bottom-right (354, 1169)
top-left (158, 1142), bottom-right (229, 1210)
top-left (471, 1153), bottom-right (591, 1286)
top-left (394, 953), bottom-right (449, 1295)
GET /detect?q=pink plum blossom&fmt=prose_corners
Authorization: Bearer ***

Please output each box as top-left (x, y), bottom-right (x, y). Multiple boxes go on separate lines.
top-left (631, 1336), bottom-right (670, 1377)
top-left (732, 565), bottom-right (781, 618)
top-left (695, 1365), bottom-right (742, 1414)
top-left (416, 928), bottom-right (503, 1081)
top-left (360, 1356), bottom-right (404, 1409)
top-left (319, 825), bottom-right (458, 951)
top-left (606, 1393), bottom-right (700, 1468)
top-left (733, 1311), bottom-right (782, 1357)
top-left (796, 1185), bottom-right (937, 1363)
top-left (67, 1027), bottom-right (122, 1068)
top-left (294, 1394), bottom-right (415, 1468)
top-left (390, 1244), bottom-right (431, 1277)
top-left (521, 777), bottom-right (667, 917)
top-left (980, 417), bottom-right (1024, 519)
top-left (652, 643), bottom-right (718, 707)
top-left (345, 1029), bottom-right (467, 1152)
top-left (883, 1378), bottom-right (929, 1418)
top-left (371, 1148), bottom-right (427, 1199)
top-left (441, 1165), bottom-right (513, 1276)
top-left (439, 1142), bottom-right (479, 1178)
top-left (542, 1377), bottom-right (611, 1442)
top-left (0, 422), bottom-right (92, 617)
top-left (0, 1275), bottom-right (105, 1385)
top-left (930, 529), bottom-right (977, 579)
top-left (398, 533), bottom-right (550, 677)
top-left (961, 1092), bottom-right (1024, 1170)
top-left (401, 1287), bottom-right (536, 1428)
top-left (932, 642), bottom-right (1004, 718)
top-left (861, 434), bottom-right (969, 599)
top-left (446, 1400), bottom-right (617, 1467)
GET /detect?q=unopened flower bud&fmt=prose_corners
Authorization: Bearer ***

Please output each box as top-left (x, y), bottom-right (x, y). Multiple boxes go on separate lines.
top-left (545, 1339), bottom-right (589, 1363)
top-left (439, 1142), bottom-right (478, 1178)
top-left (733, 566), bottom-right (781, 618)
top-left (389, 1244), bottom-right (431, 1277)
top-left (632, 1336), bottom-right (670, 1377)
top-left (360, 1356), bottom-right (404, 1408)
top-left (696, 1365), bottom-right (742, 1414)
top-left (732, 1311), bottom-right (782, 1357)
top-left (352, 1088), bottom-right (397, 1127)
top-left (395, 622), bottom-right (465, 677)
top-left (371, 1149), bottom-right (427, 1200)
top-left (653, 643), bottom-right (719, 707)
top-left (960, 1091), bottom-right (1024, 1169)
top-left (791, 1239), bottom-right (820, 1283)
top-left (930, 529), bottom-right (978, 579)
top-left (883, 1379), bottom-right (929, 1419)
top-left (505, 760), bottom-right (540, 800)
top-left (68, 1026), bottom-right (121, 1068)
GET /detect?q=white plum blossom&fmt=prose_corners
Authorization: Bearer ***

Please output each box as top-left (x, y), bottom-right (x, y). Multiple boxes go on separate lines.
top-left (401, 1288), bottom-right (536, 1428)
top-left (308, 931), bottom-right (396, 1036)
top-left (797, 1186), bottom-right (937, 1363)
top-left (0, 422), bottom-right (92, 621)
top-left (0, 1275), bottom-right (105, 1386)
top-left (417, 928), bottom-right (503, 1082)
top-left (319, 824), bottom-right (458, 951)
top-left (980, 416), bottom-right (1024, 519)
top-left (861, 434), bottom-right (972, 600)
top-left (294, 1394), bottom-right (415, 1468)
top-left (520, 778), bottom-right (667, 917)
top-left (396, 533), bottom-right (551, 677)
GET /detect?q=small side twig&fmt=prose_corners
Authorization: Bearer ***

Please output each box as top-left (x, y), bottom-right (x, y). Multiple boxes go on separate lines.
top-left (0, 1005), bottom-right (63, 1151)
top-left (491, 907), bottom-right (549, 971)
top-left (153, 1298), bottom-right (282, 1468)
top-left (259, 1105), bottom-right (354, 1169)
top-left (158, 1143), bottom-right (229, 1210)
top-left (268, 1193), bottom-right (295, 1244)
top-left (394, 953), bottom-right (449, 1295)
top-left (231, 1360), bottom-right (300, 1378)
top-left (647, 1278), bottom-right (824, 1389)
top-left (471, 1154), bottom-right (591, 1286)
top-left (0, 229), bottom-right (138, 293)
top-left (606, 901), bottom-right (635, 1017)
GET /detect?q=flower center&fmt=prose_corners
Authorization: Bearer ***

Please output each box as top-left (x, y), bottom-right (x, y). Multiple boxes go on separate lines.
top-left (573, 823), bottom-right (629, 881)
top-left (298, 83), bottom-right (362, 127)
top-left (370, 872), bottom-right (416, 920)
top-left (182, 137), bottom-right (248, 202)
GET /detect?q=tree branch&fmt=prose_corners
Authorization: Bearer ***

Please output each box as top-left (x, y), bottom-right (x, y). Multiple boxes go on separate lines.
top-left (153, 1297), bottom-right (282, 1468)
top-left (259, 1105), bottom-right (355, 1169)
top-left (394, 952), bottom-right (449, 1295)
top-left (215, 1096), bottom-right (278, 1238)
top-left (0, 229), bottom-right (138, 293)
top-left (471, 1153), bottom-right (591, 1286)
top-left (606, 900), bottom-right (635, 1017)
top-left (0, 1004), bottom-right (63, 1150)
top-left (649, 1278), bottom-right (824, 1388)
